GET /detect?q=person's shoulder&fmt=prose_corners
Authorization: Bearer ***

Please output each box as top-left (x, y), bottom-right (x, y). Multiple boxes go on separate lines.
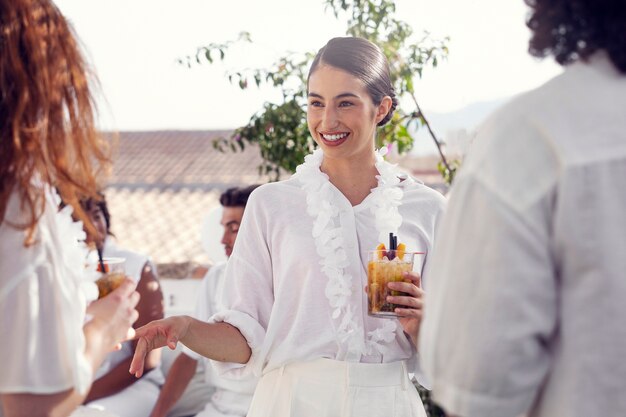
top-left (454, 72), bottom-right (575, 209)
top-left (252, 178), bottom-right (301, 193)
top-left (401, 179), bottom-right (447, 210)
top-left (104, 241), bottom-right (150, 279)
top-left (105, 240), bottom-right (146, 260)
top-left (484, 54), bottom-right (623, 133)
top-left (206, 261), bottom-right (227, 278)
top-left (0, 187), bottom-right (64, 287)
top-left (0, 193), bottom-right (45, 276)
top-left (247, 178), bottom-right (303, 205)
top-left (200, 262), bottom-right (227, 290)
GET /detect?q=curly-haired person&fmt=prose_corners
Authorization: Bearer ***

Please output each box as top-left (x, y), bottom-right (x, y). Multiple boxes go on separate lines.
top-left (421, 1), bottom-right (626, 417)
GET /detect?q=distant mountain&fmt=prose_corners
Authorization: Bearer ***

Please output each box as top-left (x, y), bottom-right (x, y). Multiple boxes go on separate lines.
top-left (409, 97), bottom-right (511, 156)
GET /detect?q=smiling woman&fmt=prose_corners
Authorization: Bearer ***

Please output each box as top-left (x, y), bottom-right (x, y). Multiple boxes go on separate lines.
top-left (308, 37), bottom-right (399, 127)
top-left (306, 38), bottom-right (395, 200)
top-left (129, 36), bottom-right (447, 417)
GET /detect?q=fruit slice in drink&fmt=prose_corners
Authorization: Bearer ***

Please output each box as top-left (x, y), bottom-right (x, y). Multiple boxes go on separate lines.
top-left (367, 254), bottom-right (414, 316)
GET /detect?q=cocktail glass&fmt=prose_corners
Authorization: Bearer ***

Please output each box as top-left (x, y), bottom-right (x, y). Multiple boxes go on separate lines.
top-left (95, 257), bottom-right (126, 299)
top-left (367, 250), bottom-right (424, 317)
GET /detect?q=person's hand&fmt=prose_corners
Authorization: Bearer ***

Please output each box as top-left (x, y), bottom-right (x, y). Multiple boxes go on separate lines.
top-left (129, 315), bottom-right (191, 378)
top-left (86, 278), bottom-right (140, 351)
top-left (387, 271), bottom-right (424, 347)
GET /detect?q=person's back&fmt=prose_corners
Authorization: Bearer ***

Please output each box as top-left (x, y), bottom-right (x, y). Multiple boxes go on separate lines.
top-left (527, 53), bottom-right (626, 417)
top-left (420, 1), bottom-right (626, 416)
top-left (427, 53), bottom-right (626, 416)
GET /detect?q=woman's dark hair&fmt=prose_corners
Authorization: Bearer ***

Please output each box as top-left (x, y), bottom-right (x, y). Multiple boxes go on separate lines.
top-left (307, 37), bottom-right (398, 126)
top-left (81, 192), bottom-right (111, 234)
top-left (219, 184), bottom-right (261, 208)
top-left (526, 0), bottom-right (626, 73)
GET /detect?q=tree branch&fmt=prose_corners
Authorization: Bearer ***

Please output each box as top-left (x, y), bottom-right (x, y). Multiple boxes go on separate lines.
top-left (409, 91), bottom-right (453, 175)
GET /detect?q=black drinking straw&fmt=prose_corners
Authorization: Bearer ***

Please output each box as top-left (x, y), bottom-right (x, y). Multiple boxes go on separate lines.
top-left (388, 233), bottom-right (398, 260)
top-left (97, 247), bottom-right (106, 273)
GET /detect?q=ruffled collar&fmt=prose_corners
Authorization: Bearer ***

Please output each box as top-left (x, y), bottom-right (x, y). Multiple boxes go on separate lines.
top-left (50, 189), bottom-right (99, 301)
top-left (294, 148), bottom-right (405, 359)
top-left (47, 188), bottom-right (98, 393)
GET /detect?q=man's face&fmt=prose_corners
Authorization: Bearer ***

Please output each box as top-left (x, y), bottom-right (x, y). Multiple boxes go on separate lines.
top-left (220, 206), bottom-right (245, 258)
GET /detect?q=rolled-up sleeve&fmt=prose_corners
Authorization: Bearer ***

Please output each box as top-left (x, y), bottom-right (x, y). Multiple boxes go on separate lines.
top-left (209, 191), bottom-right (274, 377)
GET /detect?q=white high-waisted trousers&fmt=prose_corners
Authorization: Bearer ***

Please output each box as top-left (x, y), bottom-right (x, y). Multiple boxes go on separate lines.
top-left (247, 358), bottom-right (427, 417)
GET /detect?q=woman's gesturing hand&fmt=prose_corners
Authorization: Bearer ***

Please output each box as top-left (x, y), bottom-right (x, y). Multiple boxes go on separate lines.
top-left (387, 271), bottom-right (424, 347)
top-left (129, 316), bottom-right (191, 378)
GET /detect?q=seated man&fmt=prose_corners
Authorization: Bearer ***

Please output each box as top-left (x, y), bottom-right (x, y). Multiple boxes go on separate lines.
top-left (150, 185), bottom-right (260, 417)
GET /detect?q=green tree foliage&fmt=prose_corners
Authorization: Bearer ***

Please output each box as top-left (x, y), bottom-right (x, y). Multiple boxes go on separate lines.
top-left (182, 0), bottom-right (457, 183)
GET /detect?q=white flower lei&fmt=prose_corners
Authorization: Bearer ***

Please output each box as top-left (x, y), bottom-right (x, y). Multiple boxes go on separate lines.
top-left (294, 147), bottom-right (405, 358)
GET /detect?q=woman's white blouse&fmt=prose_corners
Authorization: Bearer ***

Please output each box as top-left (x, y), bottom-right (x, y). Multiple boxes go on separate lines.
top-left (210, 157), bottom-right (446, 382)
top-left (0, 188), bottom-right (95, 395)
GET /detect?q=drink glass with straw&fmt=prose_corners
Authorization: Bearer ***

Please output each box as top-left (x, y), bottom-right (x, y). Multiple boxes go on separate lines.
top-left (94, 252), bottom-right (126, 299)
top-left (367, 233), bottom-right (424, 317)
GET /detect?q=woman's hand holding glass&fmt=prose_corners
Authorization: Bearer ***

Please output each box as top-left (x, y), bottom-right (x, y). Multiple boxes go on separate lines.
top-left (387, 271), bottom-right (424, 347)
top-left (86, 278), bottom-right (140, 351)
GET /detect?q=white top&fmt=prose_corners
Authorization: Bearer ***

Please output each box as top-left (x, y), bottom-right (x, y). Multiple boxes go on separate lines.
top-left (183, 263), bottom-right (256, 414)
top-left (210, 150), bottom-right (446, 382)
top-left (0, 187), bottom-right (96, 396)
top-left (420, 53), bottom-right (626, 417)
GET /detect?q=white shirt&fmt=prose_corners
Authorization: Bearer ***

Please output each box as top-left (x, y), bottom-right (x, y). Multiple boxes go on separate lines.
top-left (0, 187), bottom-right (95, 396)
top-left (183, 263), bottom-right (257, 415)
top-left (420, 53), bottom-right (626, 417)
top-left (210, 154), bottom-right (446, 381)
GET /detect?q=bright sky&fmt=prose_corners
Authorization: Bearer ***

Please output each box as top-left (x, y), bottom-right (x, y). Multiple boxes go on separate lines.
top-left (56, 0), bottom-right (562, 132)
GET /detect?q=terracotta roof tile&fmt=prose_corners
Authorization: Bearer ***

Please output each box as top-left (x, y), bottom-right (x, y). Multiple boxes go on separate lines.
top-left (103, 130), bottom-right (271, 274)
top-left (106, 186), bottom-right (221, 267)
top-left (108, 130), bottom-right (267, 187)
